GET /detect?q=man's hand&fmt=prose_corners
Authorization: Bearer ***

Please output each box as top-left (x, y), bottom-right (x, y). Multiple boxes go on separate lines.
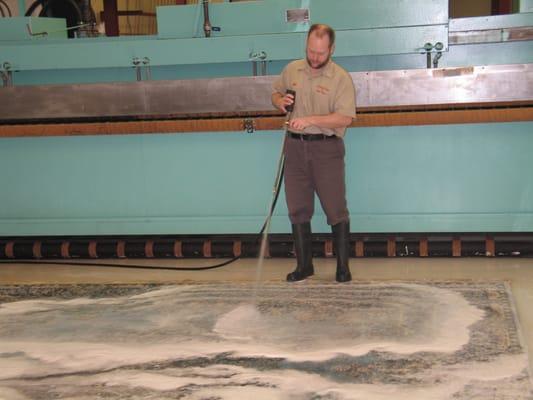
top-left (288, 117), bottom-right (312, 131)
top-left (272, 92), bottom-right (295, 113)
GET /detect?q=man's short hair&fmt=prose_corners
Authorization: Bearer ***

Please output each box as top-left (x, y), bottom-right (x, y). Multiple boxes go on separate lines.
top-left (307, 24), bottom-right (335, 48)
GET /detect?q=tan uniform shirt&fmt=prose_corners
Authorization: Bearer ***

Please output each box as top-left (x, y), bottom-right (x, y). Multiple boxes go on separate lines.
top-left (272, 59), bottom-right (356, 138)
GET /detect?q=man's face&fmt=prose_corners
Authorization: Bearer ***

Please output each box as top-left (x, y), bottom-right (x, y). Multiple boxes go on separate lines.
top-left (306, 32), bottom-right (334, 70)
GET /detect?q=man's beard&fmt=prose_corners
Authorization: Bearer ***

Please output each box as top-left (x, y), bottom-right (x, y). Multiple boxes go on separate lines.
top-left (306, 55), bottom-right (331, 70)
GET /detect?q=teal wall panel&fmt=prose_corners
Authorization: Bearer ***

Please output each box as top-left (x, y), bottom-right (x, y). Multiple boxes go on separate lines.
top-left (0, 17), bottom-right (67, 41)
top-left (521, 0), bottom-right (533, 12)
top-left (10, 39), bottom-right (533, 85)
top-left (6, 35), bottom-right (532, 84)
top-left (157, 0), bottom-right (447, 39)
top-left (449, 12), bottom-right (533, 31)
top-left (0, 0), bottom-right (451, 74)
top-left (1, 122), bottom-right (532, 236)
top-left (1, 5), bottom-right (531, 237)
top-left (0, 25), bottom-right (446, 73)
top-left (8, 38), bottom-right (533, 86)
top-left (345, 123), bottom-right (533, 232)
top-left (0, 132), bottom-right (289, 235)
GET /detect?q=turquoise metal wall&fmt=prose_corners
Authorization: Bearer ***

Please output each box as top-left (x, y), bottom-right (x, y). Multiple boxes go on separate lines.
top-left (1, 122), bottom-right (532, 236)
top-left (521, 0), bottom-right (533, 12)
top-left (0, 4), bottom-right (532, 236)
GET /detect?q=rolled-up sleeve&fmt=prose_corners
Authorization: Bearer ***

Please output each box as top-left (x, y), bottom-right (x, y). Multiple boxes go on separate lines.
top-left (272, 67), bottom-right (288, 95)
top-left (334, 72), bottom-right (356, 119)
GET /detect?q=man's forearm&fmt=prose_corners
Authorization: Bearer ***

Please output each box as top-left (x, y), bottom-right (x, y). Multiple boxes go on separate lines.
top-left (306, 113), bottom-right (353, 129)
top-left (271, 92), bottom-right (284, 110)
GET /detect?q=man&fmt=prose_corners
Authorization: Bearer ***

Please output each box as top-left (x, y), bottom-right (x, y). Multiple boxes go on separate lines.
top-left (271, 23), bottom-right (356, 283)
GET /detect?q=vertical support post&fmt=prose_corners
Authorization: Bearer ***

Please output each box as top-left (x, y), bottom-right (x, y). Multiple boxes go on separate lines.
top-left (452, 237), bottom-right (461, 257)
top-left (145, 240), bottom-right (154, 258)
top-left (203, 240), bottom-right (212, 257)
top-left (355, 240), bottom-right (364, 257)
top-left (117, 240), bottom-right (126, 258)
top-left (104, 0), bottom-right (120, 37)
top-left (233, 240), bottom-right (242, 257)
top-left (486, 236), bottom-right (496, 257)
top-left (387, 237), bottom-right (396, 257)
top-left (419, 238), bottom-right (428, 257)
top-left (5, 242), bottom-right (14, 258)
top-left (325, 239), bottom-right (334, 257)
top-left (32, 241), bottom-right (42, 259)
top-left (61, 241), bottom-right (71, 258)
top-left (173, 240), bottom-right (183, 258)
top-left (18, 0), bottom-right (26, 15)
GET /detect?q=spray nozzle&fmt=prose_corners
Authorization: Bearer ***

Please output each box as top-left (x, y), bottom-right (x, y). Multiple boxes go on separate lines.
top-left (285, 89), bottom-right (296, 113)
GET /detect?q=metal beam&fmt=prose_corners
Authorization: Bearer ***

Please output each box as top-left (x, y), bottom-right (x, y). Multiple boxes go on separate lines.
top-left (449, 26), bottom-right (533, 45)
top-left (0, 64), bottom-right (531, 123)
top-left (1, 108), bottom-right (532, 137)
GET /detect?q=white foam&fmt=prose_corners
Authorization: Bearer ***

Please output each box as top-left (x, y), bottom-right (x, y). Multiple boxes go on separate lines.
top-left (33, 358), bottom-right (530, 400)
top-left (1, 282), bottom-right (523, 400)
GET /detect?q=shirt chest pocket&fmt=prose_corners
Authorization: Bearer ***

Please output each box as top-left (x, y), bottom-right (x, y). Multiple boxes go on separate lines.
top-left (314, 83), bottom-right (335, 113)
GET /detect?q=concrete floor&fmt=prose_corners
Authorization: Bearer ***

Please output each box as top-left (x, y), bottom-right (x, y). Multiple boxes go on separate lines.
top-left (1, 257), bottom-right (532, 374)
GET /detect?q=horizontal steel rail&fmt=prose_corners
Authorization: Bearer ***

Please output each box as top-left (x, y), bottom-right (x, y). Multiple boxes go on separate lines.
top-left (1, 64), bottom-right (532, 124)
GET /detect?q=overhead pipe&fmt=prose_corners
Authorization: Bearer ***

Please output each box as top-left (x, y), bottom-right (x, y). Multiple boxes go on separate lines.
top-left (202, 0), bottom-right (212, 38)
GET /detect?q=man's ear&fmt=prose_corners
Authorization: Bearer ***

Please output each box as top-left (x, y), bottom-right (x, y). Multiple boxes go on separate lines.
top-left (330, 43), bottom-right (336, 56)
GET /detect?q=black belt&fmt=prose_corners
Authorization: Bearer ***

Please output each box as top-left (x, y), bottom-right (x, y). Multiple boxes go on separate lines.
top-left (288, 132), bottom-right (337, 141)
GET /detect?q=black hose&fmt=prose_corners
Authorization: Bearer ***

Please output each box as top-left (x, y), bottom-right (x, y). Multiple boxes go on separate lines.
top-left (0, 257), bottom-right (241, 271)
top-left (26, 0), bottom-right (82, 18)
top-left (25, 0), bottom-right (45, 16)
top-left (26, 0), bottom-right (83, 38)
top-left (0, 0), bottom-right (12, 17)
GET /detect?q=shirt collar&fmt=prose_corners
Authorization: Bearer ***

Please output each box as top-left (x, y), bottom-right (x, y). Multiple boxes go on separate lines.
top-left (299, 59), bottom-right (335, 78)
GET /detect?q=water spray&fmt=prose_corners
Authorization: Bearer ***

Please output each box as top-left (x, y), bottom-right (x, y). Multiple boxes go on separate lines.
top-left (256, 90), bottom-right (295, 274)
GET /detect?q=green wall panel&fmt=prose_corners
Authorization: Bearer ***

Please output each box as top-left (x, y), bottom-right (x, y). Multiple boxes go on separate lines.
top-left (521, 0), bottom-right (533, 12)
top-left (0, 25), bottom-right (446, 72)
top-left (157, 0), bottom-right (448, 39)
top-left (449, 12), bottom-right (533, 31)
top-left (0, 17), bottom-right (67, 41)
top-left (1, 122), bottom-right (532, 236)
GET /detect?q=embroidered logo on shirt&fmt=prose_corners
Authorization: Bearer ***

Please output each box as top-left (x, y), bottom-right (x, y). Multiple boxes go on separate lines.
top-left (316, 85), bottom-right (330, 95)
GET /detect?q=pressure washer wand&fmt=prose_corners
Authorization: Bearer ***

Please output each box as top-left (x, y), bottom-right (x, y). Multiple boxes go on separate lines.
top-left (259, 90), bottom-right (295, 236)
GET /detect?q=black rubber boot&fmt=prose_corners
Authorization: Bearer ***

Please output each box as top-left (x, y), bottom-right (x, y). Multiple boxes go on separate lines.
top-left (287, 222), bottom-right (314, 282)
top-left (332, 220), bottom-right (352, 283)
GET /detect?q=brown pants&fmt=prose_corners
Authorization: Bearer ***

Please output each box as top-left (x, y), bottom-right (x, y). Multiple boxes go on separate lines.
top-left (284, 136), bottom-right (349, 226)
